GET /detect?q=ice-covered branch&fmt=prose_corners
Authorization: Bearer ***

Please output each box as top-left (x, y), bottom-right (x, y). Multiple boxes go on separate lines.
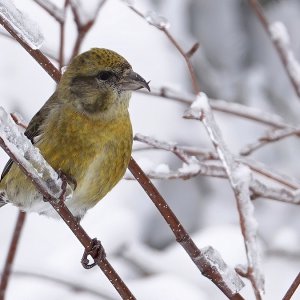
top-left (0, 107), bottom-right (136, 300)
top-left (137, 87), bottom-right (292, 128)
top-left (184, 92), bottom-right (265, 299)
top-left (134, 133), bottom-right (300, 200)
top-left (240, 127), bottom-right (300, 156)
top-left (248, 0), bottom-right (300, 98)
top-left (0, 0), bottom-right (44, 49)
top-left (128, 158), bottom-right (245, 299)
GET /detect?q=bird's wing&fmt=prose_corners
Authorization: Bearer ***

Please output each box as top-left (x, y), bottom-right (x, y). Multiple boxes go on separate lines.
top-left (1, 93), bottom-right (58, 181)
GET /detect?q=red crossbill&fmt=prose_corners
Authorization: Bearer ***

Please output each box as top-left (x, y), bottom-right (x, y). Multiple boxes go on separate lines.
top-left (0, 48), bottom-right (150, 219)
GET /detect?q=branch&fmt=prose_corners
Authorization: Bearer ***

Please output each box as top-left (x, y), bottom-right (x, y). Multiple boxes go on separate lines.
top-left (134, 133), bottom-right (300, 203)
top-left (69, 0), bottom-right (108, 59)
top-left (129, 158), bottom-right (245, 299)
top-left (282, 272), bottom-right (300, 300)
top-left (247, 0), bottom-right (300, 98)
top-left (240, 127), bottom-right (300, 156)
top-left (0, 211), bottom-right (26, 300)
top-left (136, 87), bottom-right (292, 128)
top-left (184, 93), bottom-right (264, 299)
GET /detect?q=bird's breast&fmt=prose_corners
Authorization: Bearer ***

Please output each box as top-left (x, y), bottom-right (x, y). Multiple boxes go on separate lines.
top-left (37, 106), bottom-right (132, 212)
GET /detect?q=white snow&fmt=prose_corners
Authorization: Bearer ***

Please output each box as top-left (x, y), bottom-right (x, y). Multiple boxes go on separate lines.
top-left (154, 163), bottom-right (170, 174)
top-left (0, 107), bottom-right (71, 200)
top-left (201, 246), bottom-right (244, 293)
top-left (0, 0), bottom-right (44, 49)
top-left (269, 21), bottom-right (290, 46)
top-left (178, 160), bottom-right (201, 175)
top-left (190, 92), bottom-right (210, 111)
top-left (269, 21), bottom-right (300, 93)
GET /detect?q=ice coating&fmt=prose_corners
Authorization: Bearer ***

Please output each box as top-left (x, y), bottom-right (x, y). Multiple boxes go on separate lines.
top-left (0, 107), bottom-right (72, 201)
top-left (0, 0), bottom-right (44, 49)
top-left (145, 11), bottom-right (170, 30)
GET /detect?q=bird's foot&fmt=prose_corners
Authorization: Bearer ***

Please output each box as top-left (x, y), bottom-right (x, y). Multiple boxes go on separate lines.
top-left (57, 169), bottom-right (77, 191)
top-left (42, 170), bottom-right (76, 203)
top-left (81, 238), bottom-right (106, 269)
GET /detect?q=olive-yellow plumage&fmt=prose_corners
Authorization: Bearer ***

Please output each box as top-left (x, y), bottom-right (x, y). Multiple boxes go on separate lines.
top-left (0, 48), bottom-right (150, 219)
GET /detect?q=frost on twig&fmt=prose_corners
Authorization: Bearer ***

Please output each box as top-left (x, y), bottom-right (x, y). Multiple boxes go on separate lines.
top-left (0, 107), bottom-right (71, 201)
top-left (0, 0), bottom-right (44, 49)
top-left (240, 127), bottom-right (300, 156)
top-left (184, 92), bottom-right (265, 298)
top-left (269, 21), bottom-right (300, 96)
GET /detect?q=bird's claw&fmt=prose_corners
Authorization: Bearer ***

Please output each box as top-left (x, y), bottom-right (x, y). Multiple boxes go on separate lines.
top-left (57, 169), bottom-right (77, 191)
top-left (81, 238), bottom-right (106, 269)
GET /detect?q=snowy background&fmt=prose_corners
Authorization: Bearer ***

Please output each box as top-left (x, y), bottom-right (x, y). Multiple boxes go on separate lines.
top-left (0, 0), bottom-right (300, 299)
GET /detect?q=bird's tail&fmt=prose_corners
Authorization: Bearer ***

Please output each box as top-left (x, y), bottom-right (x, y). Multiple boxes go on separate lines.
top-left (0, 191), bottom-right (8, 208)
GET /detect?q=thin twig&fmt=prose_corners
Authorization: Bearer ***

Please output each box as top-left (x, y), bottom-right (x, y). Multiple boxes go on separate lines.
top-left (247, 0), bottom-right (300, 98)
top-left (240, 127), bottom-right (300, 156)
top-left (70, 0), bottom-right (108, 60)
top-left (136, 87), bottom-right (292, 129)
top-left (128, 6), bottom-right (201, 94)
top-left (282, 272), bottom-right (300, 300)
top-left (0, 211), bottom-right (27, 300)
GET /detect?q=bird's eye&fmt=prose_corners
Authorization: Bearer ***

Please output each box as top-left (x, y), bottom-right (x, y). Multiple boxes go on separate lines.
top-left (97, 71), bottom-right (114, 81)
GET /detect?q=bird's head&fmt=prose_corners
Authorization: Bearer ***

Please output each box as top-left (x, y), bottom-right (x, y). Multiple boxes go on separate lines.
top-left (57, 48), bottom-right (150, 120)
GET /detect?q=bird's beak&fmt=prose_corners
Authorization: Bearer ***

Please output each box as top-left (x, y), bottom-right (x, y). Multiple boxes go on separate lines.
top-left (120, 70), bottom-right (151, 92)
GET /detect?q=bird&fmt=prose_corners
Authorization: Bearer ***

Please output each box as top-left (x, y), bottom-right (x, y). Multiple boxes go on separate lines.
top-left (0, 48), bottom-right (150, 220)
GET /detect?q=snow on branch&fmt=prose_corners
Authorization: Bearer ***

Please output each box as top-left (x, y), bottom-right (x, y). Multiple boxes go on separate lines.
top-left (269, 21), bottom-right (300, 96)
top-left (184, 92), bottom-right (265, 299)
top-left (0, 0), bottom-right (44, 49)
top-left (0, 107), bottom-right (68, 200)
top-left (137, 86), bottom-right (292, 128)
top-left (248, 0), bottom-right (300, 98)
top-left (240, 127), bottom-right (300, 156)
top-left (133, 132), bottom-right (300, 204)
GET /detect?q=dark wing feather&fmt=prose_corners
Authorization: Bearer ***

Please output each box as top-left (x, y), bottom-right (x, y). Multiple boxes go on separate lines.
top-left (0, 93), bottom-right (58, 181)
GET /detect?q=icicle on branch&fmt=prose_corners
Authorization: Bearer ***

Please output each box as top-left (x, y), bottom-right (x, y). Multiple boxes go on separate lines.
top-left (136, 87), bottom-right (293, 128)
top-left (184, 92), bottom-right (265, 299)
top-left (0, 0), bottom-right (44, 49)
